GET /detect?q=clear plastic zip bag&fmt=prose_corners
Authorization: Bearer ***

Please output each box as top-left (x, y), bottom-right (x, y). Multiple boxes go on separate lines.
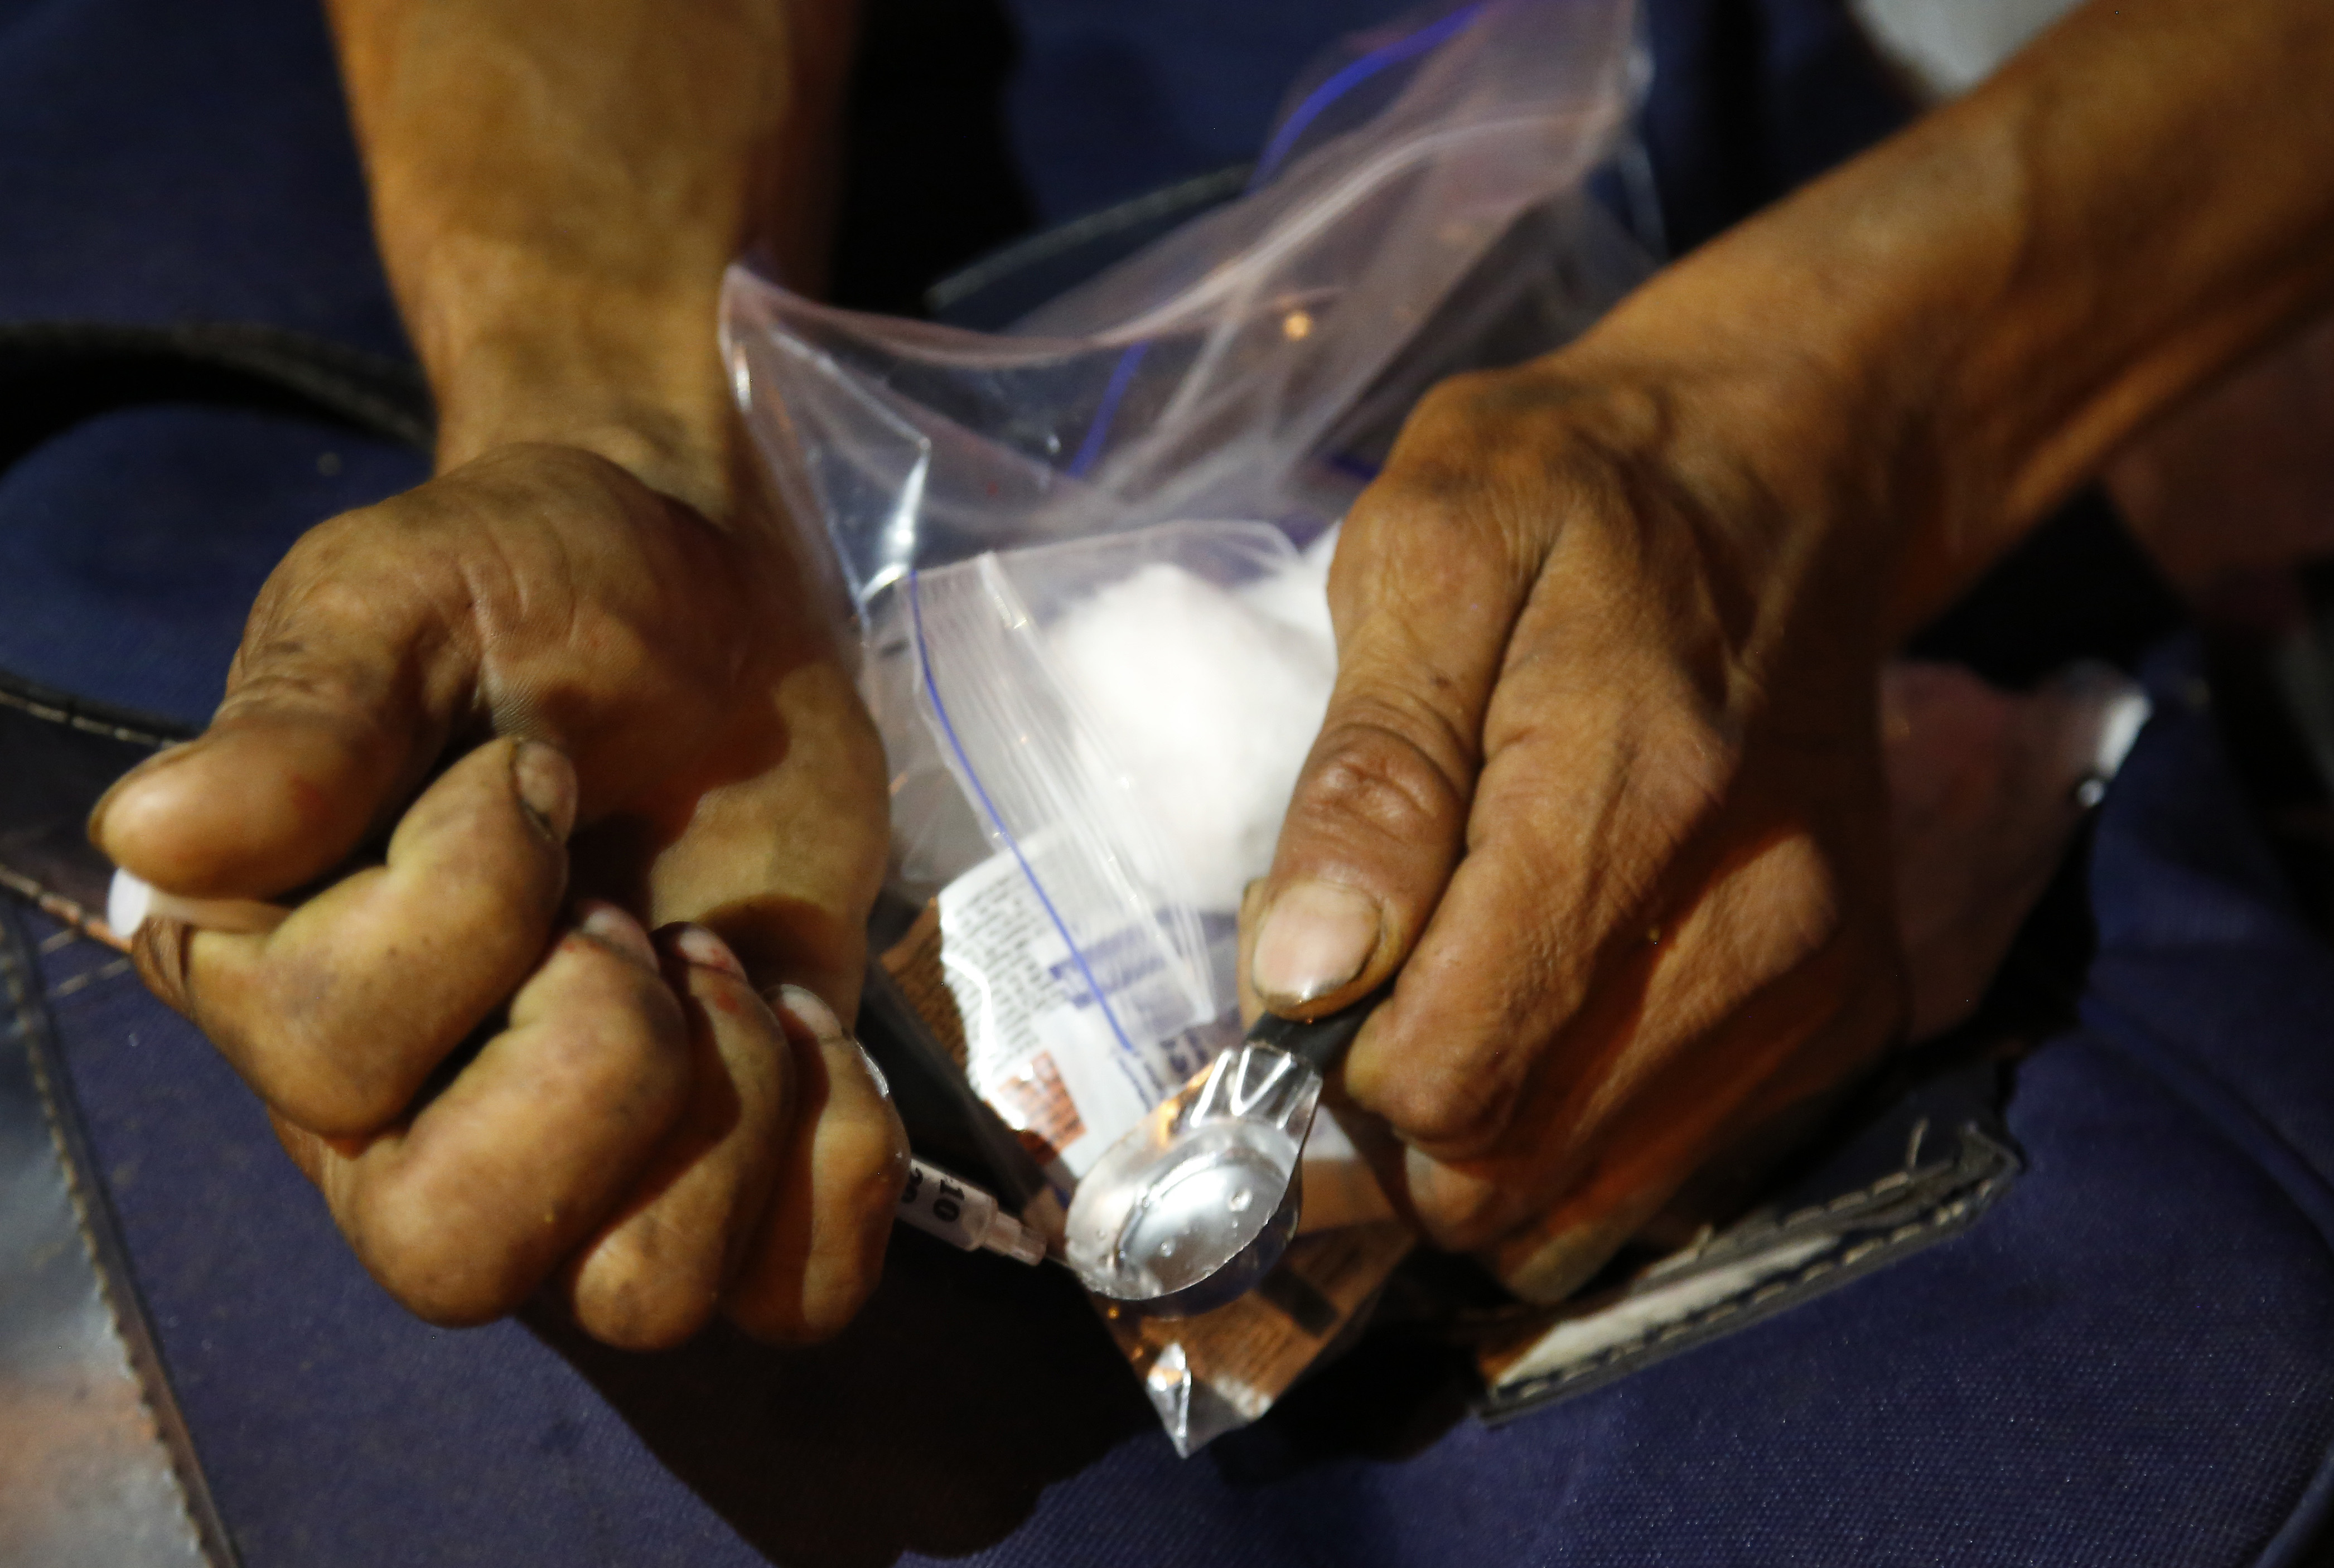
top-left (724, 0), bottom-right (1653, 1450)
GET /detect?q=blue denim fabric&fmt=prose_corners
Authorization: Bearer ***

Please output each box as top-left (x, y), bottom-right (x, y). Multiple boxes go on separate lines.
top-left (996, 0), bottom-right (1911, 248)
top-left (8, 1), bottom-right (2334, 1563)
top-left (0, 0), bottom-right (404, 347)
top-left (996, 0), bottom-right (1414, 222)
top-left (24, 644), bottom-right (2334, 1567)
top-left (0, 0), bottom-right (427, 723)
top-left (0, 406), bottom-right (423, 724)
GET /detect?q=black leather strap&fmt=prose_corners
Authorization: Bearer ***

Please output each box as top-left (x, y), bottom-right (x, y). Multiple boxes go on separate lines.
top-left (0, 319), bottom-right (433, 934)
top-left (0, 320), bottom-right (431, 471)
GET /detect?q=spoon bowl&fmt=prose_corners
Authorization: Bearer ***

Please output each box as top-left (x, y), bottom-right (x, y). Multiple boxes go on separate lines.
top-left (1063, 991), bottom-right (1384, 1313)
top-left (1066, 1105), bottom-right (1307, 1314)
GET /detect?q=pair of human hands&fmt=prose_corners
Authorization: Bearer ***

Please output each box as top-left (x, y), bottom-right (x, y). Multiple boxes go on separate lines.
top-left (97, 0), bottom-right (2334, 1348)
top-left (96, 302), bottom-right (1937, 1337)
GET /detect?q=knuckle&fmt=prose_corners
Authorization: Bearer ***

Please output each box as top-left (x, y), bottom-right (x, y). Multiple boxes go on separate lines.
top-left (1401, 1153), bottom-right (1523, 1253)
top-left (350, 1183), bottom-right (525, 1328)
top-left (1296, 718), bottom-right (1470, 854)
top-left (1367, 1063), bottom-right (1515, 1155)
top-left (224, 1009), bottom-right (419, 1139)
top-left (230, 970), bottom-right (439, 1137)
top-left (1404, 371), bottom-right (1503, 448)
top-left (544, 935), bottom-right (689, 1048)
top-left (555, 1009), bottom-right (692, 1124)
top-left (573, 1242), bottom-right (721, 1352)
top-left (1658, 703), bottom-right (1740, 797)
top-left (1348, 466), bottom-right (1505, 563)
top-left (1383, 369), bottom-right (1583, 502)
top-left (233, 579), bottom-right (400, 686)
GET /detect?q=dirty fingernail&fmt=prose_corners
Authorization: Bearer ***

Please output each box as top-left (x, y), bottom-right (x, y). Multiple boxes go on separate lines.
top-left (667, 923), bottom-right (748, 980)
top-left (774, 983), bottom-right (846, 1046)
top-left (512, 741), bottom-right (578, 842)
top-left (578, 899), bottom-right (656, 967)
top-left (1251, 879), bottom-right (1380, 1006)
top-left (773, 984), bottom-right (886, 1095)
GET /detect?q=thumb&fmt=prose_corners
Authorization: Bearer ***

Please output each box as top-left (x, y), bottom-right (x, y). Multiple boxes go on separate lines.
top-left (1247, 486), bottom-right (1531, 1015)
top-left (91, 565), bottom-right (461, 899)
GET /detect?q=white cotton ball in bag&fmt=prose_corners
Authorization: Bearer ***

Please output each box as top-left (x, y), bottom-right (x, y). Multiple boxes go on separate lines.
top-left (1236, 525), bottom-right (1338, 646)
top-left (1048, 556), bottom-right (1336, 914)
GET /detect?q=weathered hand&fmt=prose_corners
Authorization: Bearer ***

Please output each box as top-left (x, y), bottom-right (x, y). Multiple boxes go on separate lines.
top-left (92, 442), bottom-right (905, 1347)
top-left (1242, 343), bottom-right (1907, 1301)
top-left (1236, 0), bottom-right (2334, 1301)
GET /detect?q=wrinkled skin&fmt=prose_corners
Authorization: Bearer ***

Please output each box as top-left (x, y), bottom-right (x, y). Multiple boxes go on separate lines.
top-left (1240, 350), bottom-right (1908, 1298)
top-left (1236, 0), bottom-right (2334, 1301)
top-left (86, 0), bottom-right (910, 1350)
top-left (97, 0), bottom-right (2334, 1345)
top-left (96, 445), bottom-right (906, 1346)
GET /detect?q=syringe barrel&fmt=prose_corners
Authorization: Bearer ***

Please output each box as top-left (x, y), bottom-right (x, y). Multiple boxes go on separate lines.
top-left (895, 1158), bottom-right (1001, 1251)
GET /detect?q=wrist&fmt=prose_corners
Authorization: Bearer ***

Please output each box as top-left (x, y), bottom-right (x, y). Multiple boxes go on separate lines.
top-left (1562, 222), bottom-right (1945, 672)
top-left (419, 260), bottom-right (736, 521)
top-left (325, 0), bottom-right (819, 523)
top-left (1606, 0), bottom-right (2334, 643)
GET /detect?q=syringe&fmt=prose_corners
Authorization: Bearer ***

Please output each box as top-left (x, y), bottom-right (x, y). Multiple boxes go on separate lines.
top-left (895, 1157), bottom-right (1048, 1264)
top-left (106, 870), bottom-right (1050, 1268)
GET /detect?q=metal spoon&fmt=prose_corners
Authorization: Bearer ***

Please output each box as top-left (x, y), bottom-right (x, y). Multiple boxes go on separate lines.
top-left (1063, 990), bottom-right (1383, 1315)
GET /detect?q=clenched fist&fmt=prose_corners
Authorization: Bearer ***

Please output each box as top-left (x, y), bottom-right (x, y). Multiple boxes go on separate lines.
top-left (95, 443), bottom-right (906, 1347)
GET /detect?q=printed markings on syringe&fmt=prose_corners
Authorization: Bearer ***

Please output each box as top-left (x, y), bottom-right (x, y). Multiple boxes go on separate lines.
top-left (894, 1158), bottom-right (1049, 1265)
top-left (897, 1159), bottom-right (993, 1248)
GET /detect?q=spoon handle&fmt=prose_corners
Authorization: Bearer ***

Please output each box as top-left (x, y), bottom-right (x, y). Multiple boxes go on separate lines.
top-left (1245, 985), bottom-right (1390, 1075)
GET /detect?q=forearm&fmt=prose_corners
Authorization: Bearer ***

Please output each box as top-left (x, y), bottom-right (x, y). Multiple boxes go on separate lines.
top-left (1586, 0), bottom-right (2334, 639)
top-left (325, 0), bottom-right (856, 517)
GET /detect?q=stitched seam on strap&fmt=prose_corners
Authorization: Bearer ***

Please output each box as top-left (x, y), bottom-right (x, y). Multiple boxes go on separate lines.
top-left (0, 683), bottom-right (177, 748)
top-left (0, 916), bottom-right (224, 1562)
top-left (1480, 1128), bottom-right (2021, 1414)
top-left (0, 863), bottom-right (112, 947)
top-left (1523, 1173), bottom-right (2013, 1392)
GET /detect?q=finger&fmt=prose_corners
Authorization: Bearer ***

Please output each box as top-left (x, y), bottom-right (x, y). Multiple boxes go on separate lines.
top-left (1393, 822), bottom-right (1898, 1295)
top-left (139, 737), bottom-right (578, 1135)
top-left (1249, 401), bottom-right (1544, 1016)
top-left (1332, 626), bottom-right (1739, 1162)
top-left (1365, 821), bottom-right (1837, 1240)
top-left (91, 526), bottom-right (463, 898)
top-left (1235, 877), bottom-right (1269, 1025)
top-left (1481, 943), bottom-right (1901, 1302)
top-left (559, 925), bottom-right (796, 1351)
top-left (272, 903), bottom-right (693, 1327)
top-left (723, 984), bottom-right (909, 1344)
